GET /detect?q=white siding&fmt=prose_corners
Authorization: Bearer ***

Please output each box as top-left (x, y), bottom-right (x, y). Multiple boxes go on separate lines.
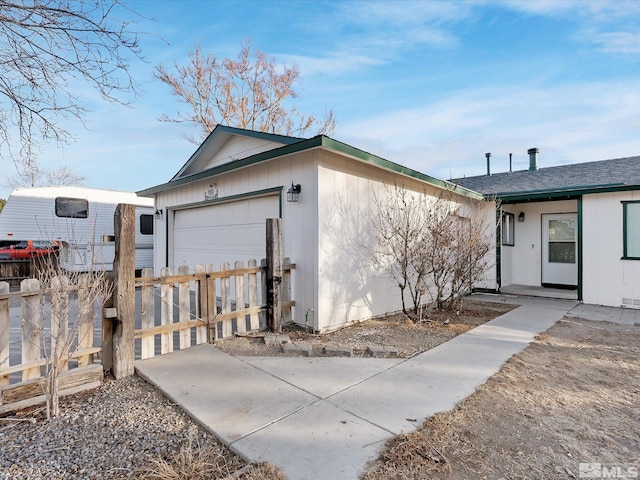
top-left (315, 153), bottom-right (487, 332)
top-left (500, 200), bottom-right (577, 287)
top-left (205, 137), bottom-right (286, 170)
top-left (153, 145), bottom-right (490, 332)
top-left (582, 191), bottom-right (640, 307)
top-left (153, 150), bottom-right (318, 327)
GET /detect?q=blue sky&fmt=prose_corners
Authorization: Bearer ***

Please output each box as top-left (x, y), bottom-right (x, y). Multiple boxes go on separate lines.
top-left (3, 0), bottom-right (640, 199)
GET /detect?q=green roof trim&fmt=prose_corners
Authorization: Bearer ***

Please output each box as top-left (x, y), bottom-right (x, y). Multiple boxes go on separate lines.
top-left (497, 183), bottom-right (639, 203)
top-left (170, 125), bottom-right (305, 181)
top-left (138, 133), bottom-right (483, 200)
top-left (138, 136), bottom-right (323, 196)
top-left (317, 137), bottom-right (483, 199)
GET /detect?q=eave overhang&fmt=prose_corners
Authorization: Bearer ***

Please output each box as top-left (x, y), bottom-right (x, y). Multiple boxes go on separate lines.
top-left (138, 135), bottom-right (484, 201)
top-left (493, 182), bottom-right (640, 204)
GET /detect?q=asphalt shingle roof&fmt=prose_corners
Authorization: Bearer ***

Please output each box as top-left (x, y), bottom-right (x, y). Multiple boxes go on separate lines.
top-left (453, 156), bottom-right (640, 197)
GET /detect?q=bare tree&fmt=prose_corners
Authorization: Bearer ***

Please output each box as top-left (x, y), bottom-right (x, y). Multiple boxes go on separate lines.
top-left (0, 0), bottom-right (142, 175)
top-left (155, 39), bottom-right (336, 144)
top-left (7, 157), bottom-right (86, 188)
top-left (423, 194), bottom-right (496, 310)
top-left (371, 184), bottom-right (495, 318)
top-left (370, 183), bottom-right (432, 317)
top-left (444, 199), bottom-right (496, 309)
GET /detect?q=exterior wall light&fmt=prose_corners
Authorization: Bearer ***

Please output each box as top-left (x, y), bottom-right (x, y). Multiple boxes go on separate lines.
top-left (287, 183), bottom-right (301, 203)
top-left (155, 208), bottom-right (163, 218)
top-left (518, 211), bottom-right (525, 222)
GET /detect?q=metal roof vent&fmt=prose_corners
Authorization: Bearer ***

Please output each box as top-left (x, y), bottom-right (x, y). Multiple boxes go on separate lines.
top-left (528, 148), bottom-right (539, 171)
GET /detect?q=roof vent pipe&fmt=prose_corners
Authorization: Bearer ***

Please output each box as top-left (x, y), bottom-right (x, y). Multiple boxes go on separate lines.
top-left (528, 148), bottom-right (539, 171)
top-left (485, 152), bottom-right (491, 176)
top-left (509, 153), bottom-right (513, 173)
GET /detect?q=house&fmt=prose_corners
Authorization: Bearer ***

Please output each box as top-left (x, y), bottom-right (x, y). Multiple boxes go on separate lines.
top-left (137, 125), bottom-right (490, 332)
top-left (454, 149), bottom-right (640, 308)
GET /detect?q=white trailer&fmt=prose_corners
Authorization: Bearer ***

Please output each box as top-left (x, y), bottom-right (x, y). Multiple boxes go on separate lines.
top-left (0, 186), bottom-right (155, 272)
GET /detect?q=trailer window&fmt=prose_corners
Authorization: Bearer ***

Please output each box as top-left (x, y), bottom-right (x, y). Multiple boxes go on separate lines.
top-left (140, 214), bottom-right (153, 235)
top-left (55, 197), bottom-right (88, 218)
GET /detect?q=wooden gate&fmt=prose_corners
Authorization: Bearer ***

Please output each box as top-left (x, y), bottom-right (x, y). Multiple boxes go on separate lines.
top-left (131, 259), bottom-right (295, 361)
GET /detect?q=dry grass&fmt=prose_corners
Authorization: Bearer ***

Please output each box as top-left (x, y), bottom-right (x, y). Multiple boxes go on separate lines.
top-left (362, 318), bottom-right (640, 479)
top-left (136, 432), bottom-right (287, 480)
top-left (238, 462), bottom-right (288, 480)
top-left (136, 432), bottom-right (232, 479)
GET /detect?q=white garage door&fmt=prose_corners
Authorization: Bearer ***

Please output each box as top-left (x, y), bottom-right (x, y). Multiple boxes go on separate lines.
top-left (172, 195), bottom-right (280, 269)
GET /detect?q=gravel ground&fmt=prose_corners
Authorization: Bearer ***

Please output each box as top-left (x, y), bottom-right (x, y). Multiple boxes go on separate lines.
top-left (0, 375), bottom-right (245, 480)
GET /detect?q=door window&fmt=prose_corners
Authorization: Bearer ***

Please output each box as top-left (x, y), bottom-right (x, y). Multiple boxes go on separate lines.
top-left (548, 219), bottom-right (576, 264)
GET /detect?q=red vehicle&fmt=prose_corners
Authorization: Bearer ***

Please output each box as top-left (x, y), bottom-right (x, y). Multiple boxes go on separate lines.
top-left (0, 240), bottom-right (59, 260)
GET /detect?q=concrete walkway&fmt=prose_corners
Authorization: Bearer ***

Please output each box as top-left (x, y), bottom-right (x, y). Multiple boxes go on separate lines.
top-left (136, 295), bottom-right (578, 480)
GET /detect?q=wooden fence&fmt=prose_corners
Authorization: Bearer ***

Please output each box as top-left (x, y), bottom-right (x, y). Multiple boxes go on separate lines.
top-left (0, 212), bottom-right (293, 413)
top-left (0, 279), bottom-right (103, 415)
top-left (132, 259), bottom-right (295, 361)
top-left (0, 259), bottom-right (30, 284)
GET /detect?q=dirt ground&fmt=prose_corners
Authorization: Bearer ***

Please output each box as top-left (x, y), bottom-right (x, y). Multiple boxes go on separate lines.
top-left (361, 315), bottom-right (640, 479)
top-left (214, 298), bottom-right (517, 358)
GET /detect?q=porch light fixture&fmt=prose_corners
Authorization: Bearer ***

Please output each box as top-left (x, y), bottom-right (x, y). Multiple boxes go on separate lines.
top-left (518, 211), bottom-right (525, 222)
top-left (155, 208), bottom-right (163, 218)
top-left (287, 183), bottom-right (301, 203)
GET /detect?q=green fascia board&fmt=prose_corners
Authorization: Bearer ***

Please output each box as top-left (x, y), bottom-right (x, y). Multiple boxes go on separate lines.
top-left (496, 183), bottom-right (640, 203)
top-left (138, 134), bottom-right (483, 200)
top-left (138, 136), bottom-right (324, 196)
top-left (318, 137), bottom-right (484, 200)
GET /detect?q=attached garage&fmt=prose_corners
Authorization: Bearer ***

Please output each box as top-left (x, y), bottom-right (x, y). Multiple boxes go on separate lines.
top-left (139, 125), bottom-right (486, 332)
top-left (171, 193), bottom-right (280, 269)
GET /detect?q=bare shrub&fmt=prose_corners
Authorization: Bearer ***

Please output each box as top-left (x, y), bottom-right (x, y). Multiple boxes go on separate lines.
top-left (371, 184), bottom-right (495, 317)
top-left (370, 183), bottom-right (432, 317)
top-left (37, 251), bottom-right (113, 418)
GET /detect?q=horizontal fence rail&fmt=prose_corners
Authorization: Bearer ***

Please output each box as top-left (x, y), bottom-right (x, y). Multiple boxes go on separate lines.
top-left (0, 278), bottom-right (103, 415)
top-left (133, 259), bottom-right (295, 361)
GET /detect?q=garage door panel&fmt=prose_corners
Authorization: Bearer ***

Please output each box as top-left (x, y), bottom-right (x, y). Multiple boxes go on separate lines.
top-left (173, 196), bottom-right (279, 269)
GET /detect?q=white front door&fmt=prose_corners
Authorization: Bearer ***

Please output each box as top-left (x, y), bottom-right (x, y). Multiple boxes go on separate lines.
top-left (541, 213), bottom-right (577, 287)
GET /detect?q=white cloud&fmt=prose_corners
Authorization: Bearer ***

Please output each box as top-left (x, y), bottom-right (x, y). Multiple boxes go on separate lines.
top-left (337, 79), bottom-right (640, 180)
top-left (592, 31), bottom-right (640, 54)
top-left (277, 53), bottom-right (384, 77)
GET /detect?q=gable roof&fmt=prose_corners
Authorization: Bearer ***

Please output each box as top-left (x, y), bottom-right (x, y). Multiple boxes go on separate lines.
top-left (453, 156), bottom-right (640, 202)
top-left (171, 125), bottom-right (305, 180)
top-left (138, 129), bottom-right (483, 200)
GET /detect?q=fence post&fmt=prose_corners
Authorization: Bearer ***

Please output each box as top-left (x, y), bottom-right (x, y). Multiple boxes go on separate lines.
top-left (0, 282), bottom-right (9, 386)
top-left (21, 278), bottom-right (41, 381)
top-left (265, 218), bottom-right (283, 333)
top-left (111, 203), bottom-right (136, 379)
top-left (101, 275), bottom-right (114, 372)
top-left (140, 268), bottom-right (155, 360)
